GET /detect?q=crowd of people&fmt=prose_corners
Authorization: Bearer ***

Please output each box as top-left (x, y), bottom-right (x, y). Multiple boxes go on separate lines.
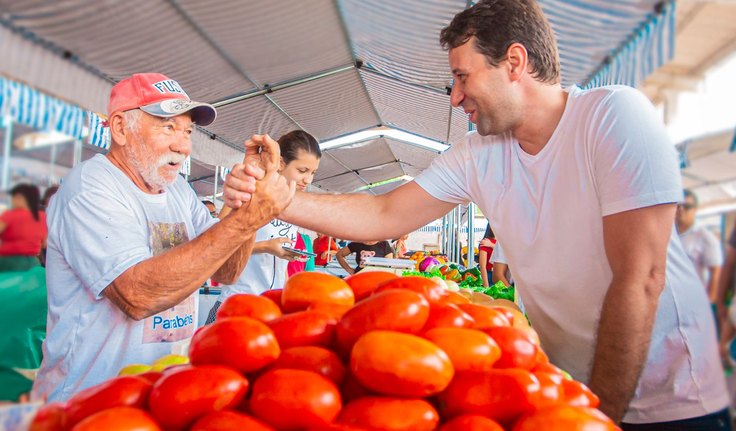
top-left (1, 0), bottom-right (735, 429)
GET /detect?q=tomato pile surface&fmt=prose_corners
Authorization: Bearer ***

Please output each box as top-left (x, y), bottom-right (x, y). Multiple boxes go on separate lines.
top-left (30, 271), bottom-right (619, 431)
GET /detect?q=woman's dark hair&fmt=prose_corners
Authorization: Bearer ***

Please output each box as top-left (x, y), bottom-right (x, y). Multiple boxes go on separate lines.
top-left (278, 130), bottom-right (321, 164)
top-left (41, 184), bottom-right (59, 211)
top-left (483, 223), bottom-right (495, 239)
top-left (10, 183), bottom-right (41, 221)
top-left (440, 0), bottom-right (560, 84)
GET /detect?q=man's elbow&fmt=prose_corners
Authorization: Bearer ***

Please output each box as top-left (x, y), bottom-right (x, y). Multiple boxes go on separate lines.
top-left (212, 273), bottom-right (238, 285)
top-left (642, 267), bottom-right (667, 300)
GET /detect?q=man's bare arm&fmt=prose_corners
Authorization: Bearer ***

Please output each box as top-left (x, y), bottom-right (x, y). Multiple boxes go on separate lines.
top-left (279, 182), bottom-right (457, 241)
top-left (588, 203), bottom-right (675, 423)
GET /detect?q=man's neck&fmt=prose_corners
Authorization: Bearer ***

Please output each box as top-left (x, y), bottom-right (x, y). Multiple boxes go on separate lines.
top-left (106, 147), bottom-right (163, 194)
top-left (513, 84), bottom-right (568, 156)
top-left (677, 221), bottom-right (694, 234)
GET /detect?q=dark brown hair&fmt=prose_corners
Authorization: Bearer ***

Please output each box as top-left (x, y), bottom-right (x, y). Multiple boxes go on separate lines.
top-left (440, 0), bottom-right (560, 84)
top-left (278, 130), bottom-right (321, 165)
top-left (10, 183), bottom-right (41, 221)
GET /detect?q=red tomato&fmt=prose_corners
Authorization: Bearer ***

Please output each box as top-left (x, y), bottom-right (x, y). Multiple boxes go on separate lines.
top-left (137, 371), bottom-right (164, 385)
top-left (338, 397), bottom-right (439, 431)
top-left (345, 271), bottom-right (399, 301)
top-left (423, 327), bottom-right (501, 372)
top-left (336, 290), bottom-right (430, 354)
top-left (438, 414), bottom-right (504, 431)
top-left (268, 310), bottom-right (336, 349)
top-left (562, 379), bottom-right (600, 408)
top-left (374, 276), bottom-right (447, 303)
top-left (457, 304), bottom-right (510, 330)
top-left (436, 290), bottom-right (472, 305)
top-left (308, 302), bottom-right (353, 321)
top-left (71, 407), bottom-right (160, 431)
top-left (533, 372), bottom-right (564, 408)
top-left (64, 375), bottom-right (152, 428)
top-left (532, 361), bottom-right (565, 376)
top-left (250, 369), bottom-right (342, 430)
top-left (29, 402), bottom-right (67, 431)
top-left (269, 346), bottom-right (347, 385)
top-left (189, 317), bottom-right (280, 373)
top-left (512, 405), bottom-right (619, 431)
top-left (217, 294), bottom-right (282, 322)
top-left (148, 365), bottom-right (249, 430)
top-left (437, 369), bottom-right (541, 424)
top-left (282, 272), bottom-right (355, 313)
top-left (483, 326), bottom-right (538, 370)
top-left (422, 303), bottom-right (475, 331)
top-left (190, 411), bottom-right (275, 431)
top-left (351, 331), bottom-right (454, 397)
top-left (260, 289), bottom-right (283, 309)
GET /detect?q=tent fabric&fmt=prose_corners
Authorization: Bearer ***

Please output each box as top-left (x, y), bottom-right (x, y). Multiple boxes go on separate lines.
top-left (0, 1), bottom-right (674, 193)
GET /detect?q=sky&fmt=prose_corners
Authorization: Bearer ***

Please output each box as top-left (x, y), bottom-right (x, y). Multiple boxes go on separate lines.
top-left (666, 51), bottom-right (736, 144)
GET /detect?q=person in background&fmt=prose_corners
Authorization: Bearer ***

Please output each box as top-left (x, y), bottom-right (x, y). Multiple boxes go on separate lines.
top-left (287, 230), bottom-right (316, 277)
top-left (392, 234), bottom-right (409, 258)
top-left (0, 184), bottom-right (47, 272)
top-left (33, 73), bottom-right (294, 402)
top-left (313, 232), bottom-right (338, 267)
top-left (336, 240), bottom-right (393, 275)
top-left (490, 241), bottom-right (512, 287)
top-left (676, 190), bottom-right (722, 308)
top-left (223, 1), bottom-right (729, 426)
top-left (202, 200), bottom-right (218, 218)
top-left (207, 130), bottom-right (321, 323)
top-left (478, 223), bottom-right (496, 288)
top-left (718, 221), bottom-right (736, 368)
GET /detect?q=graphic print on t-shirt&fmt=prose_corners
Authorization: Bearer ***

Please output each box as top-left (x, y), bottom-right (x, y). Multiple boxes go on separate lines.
top-left (359, 250), bottom-right (376, 268)
top-left (143, 222), bottom-right (196, 343)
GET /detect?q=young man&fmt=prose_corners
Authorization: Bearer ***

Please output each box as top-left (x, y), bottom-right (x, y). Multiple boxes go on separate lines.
top-left (676, 189), bottom-right (723, 304)
top-left (33, 73), bottom-right (295, 402)
top-left (225, 1), bottom-right (728, 427)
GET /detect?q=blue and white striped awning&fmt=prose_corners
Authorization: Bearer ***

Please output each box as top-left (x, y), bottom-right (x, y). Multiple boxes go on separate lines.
top-left (0, 76), bottom-right (85, 140)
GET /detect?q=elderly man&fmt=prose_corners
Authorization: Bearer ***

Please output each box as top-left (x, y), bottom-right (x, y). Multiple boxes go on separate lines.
top-left (32, 73), bottom-right (294, 402)
top-left (226, 1), bottom-right (729, 428)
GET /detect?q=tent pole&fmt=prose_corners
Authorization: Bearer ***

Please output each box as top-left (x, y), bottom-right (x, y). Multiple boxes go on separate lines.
top-left (213, 166), bottom-right (219, 202)
top-left (1, 116), bottom-right (13, 191)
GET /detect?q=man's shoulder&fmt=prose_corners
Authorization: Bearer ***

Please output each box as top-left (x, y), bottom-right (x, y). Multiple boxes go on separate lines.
top-left (570, 85), bottom-right (650, 112)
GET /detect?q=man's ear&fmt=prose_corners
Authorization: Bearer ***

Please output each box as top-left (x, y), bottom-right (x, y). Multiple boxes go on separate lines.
top-left (108, 112), bottom-right (128, 146)
top-left (506, 43), bottom-right (528, 82)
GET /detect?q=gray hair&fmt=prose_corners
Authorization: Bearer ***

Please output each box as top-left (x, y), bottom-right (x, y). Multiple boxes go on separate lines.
top-left (122, 109), bottom-right (142, 133)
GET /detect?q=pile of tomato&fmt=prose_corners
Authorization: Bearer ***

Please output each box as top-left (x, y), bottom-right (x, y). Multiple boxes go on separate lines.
top-left (30, 271), bottom-right (620, 431)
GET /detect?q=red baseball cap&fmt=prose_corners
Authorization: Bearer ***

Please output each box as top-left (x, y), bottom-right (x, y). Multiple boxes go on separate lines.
top-left (107, 73), bottom-right (216, 126)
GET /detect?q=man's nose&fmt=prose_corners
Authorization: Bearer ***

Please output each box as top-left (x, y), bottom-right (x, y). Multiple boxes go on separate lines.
top-left (450, 84), bottom-right (464, 108)
top-left (171, 133), bottom-right (192, 156)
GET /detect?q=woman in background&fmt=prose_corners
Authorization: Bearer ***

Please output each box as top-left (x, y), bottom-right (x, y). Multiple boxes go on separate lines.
top-left (0, 184), bottom-right (47, 272)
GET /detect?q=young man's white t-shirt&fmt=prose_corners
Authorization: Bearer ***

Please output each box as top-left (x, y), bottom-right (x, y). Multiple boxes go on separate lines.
top-left (415, 85), bottom-right (728, 423)
top-left (217, 220), bottom-right (299, 300)
top-left (32, 154), bottom-right (216, 402)
top-left (679, 225), bottom-right (723, 290)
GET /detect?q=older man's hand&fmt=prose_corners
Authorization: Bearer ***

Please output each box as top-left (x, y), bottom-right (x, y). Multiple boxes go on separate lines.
top-left (230, 134), bottom-right (296, 227)
top-left (223, 134), bottom-right (280, 209)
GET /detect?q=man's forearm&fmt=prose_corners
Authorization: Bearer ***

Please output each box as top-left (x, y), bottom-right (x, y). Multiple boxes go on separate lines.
top-left (212, 232), bottom-right (255, 284)
top-left (107, 209), bottom-right (260, 320)
top-left (587, 277), bottom-right (662, 423)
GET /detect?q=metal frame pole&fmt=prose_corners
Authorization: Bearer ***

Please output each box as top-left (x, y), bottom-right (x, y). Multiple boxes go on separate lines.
top-left (1, 116), bottom-right (13, 192)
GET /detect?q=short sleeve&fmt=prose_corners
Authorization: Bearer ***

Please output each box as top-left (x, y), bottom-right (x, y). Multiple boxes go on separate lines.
top-left (491, 242), bottom-right (507, 264)
top-left (591, 88), bottom-right (683, 216)
top-left (414, 136), bottom-right (473, 205)
top-left (382, 241), bottom-right (392, 256)
top-left (58, 189), bottom-right (150, 298)
top-left (702, 231), bottom-right (723, 267)
top-left (347, 242), bottom-right (359, 254)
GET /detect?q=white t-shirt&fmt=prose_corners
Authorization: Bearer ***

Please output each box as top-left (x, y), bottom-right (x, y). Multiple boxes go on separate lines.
top-left (679, 225), bottom-right (723, 290)
top-left (218, 220), bottom-right (298, 299)
top-left (33, 154), bottom-right (216, 402)
top-left (415, 85), bottom-right (728, 423)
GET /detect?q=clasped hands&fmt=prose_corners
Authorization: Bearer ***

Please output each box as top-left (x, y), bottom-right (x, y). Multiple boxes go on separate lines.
top-left (223, 134), bottom-right (295, 224)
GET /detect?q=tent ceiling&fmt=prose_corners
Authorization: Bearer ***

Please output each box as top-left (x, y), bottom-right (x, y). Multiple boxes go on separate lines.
top-left (1, 0), bottom-right (671, 193)
top-left (641, 0), bottom-right (736, 103)
top-left (679, 129), bottom-right (736, 210)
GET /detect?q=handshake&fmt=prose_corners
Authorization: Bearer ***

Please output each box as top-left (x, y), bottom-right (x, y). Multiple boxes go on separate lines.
top-left (221, 134), bottom-right (297, 226)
